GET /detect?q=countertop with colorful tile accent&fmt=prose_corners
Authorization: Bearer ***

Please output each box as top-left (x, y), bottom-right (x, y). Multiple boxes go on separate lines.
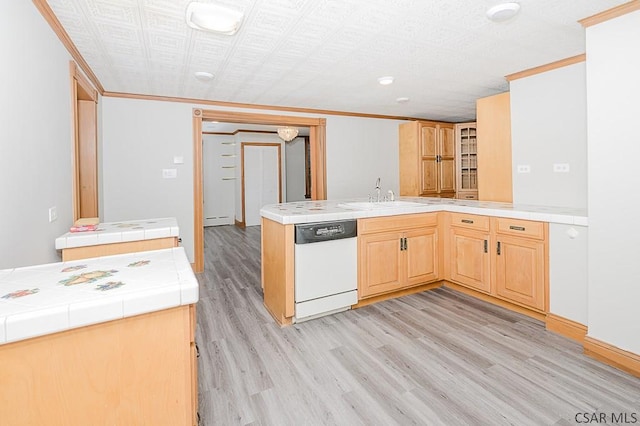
top-left (0, 247), bottom-right (198, 345)
top-left (55, 217), bottom-right (180, 249)
top-left (260, 197), bottom-right (588, 226)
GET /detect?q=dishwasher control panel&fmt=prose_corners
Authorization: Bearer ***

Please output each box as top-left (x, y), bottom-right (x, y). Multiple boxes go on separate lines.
top-left (294, 220), bottom-right (357, 244)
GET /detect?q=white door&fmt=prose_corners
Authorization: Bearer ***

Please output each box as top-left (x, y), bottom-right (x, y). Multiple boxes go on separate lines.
top-left (203, 136), bottom-right (235, 227)
top-left (243, 144), bottom-right (280, 227)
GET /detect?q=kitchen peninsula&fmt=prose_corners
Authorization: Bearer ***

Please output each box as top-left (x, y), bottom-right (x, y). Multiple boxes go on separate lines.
top-left (260, 197), bottom-right (587, 328)
top-left (0, 247), bottom-right (199, 425)
top-left (55, 217), bottom-right (180, 261)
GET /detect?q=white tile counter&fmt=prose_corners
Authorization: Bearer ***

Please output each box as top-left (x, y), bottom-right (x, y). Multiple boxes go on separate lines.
top-left (260, 197), bottom-right (588, 226)
top-left (55, 217), bottom-right (179, 249)
top-left (0, 247), bottom-right (198, 345)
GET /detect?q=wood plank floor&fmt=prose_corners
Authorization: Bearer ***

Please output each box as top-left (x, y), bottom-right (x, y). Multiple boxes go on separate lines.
top-left (196, 225), bottom-right (640, 426)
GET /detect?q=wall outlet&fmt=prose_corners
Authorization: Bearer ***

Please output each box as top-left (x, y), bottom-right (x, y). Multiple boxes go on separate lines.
top-left (517, 165), bottom-right (531, 173)
top-left (553, 163), bottom-right (570, 173)
top-left (162, 168), bottom-right (177, 179)
top-left (48, 206), bottom-right (57, 222)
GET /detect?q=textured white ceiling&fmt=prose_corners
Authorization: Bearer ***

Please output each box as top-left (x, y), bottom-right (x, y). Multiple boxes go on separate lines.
top-left (46, 0), bottom-right (625, 122)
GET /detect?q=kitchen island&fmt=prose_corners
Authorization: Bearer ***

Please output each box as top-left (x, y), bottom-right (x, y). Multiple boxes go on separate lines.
top-left (0, 247), bottom-right (198, 425)
top-left (261, 197), bottom-right (587, 330)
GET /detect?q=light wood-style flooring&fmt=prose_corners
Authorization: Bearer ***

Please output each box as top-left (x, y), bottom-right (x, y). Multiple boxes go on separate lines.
top-left (196, 225), bottom-right (639, 426)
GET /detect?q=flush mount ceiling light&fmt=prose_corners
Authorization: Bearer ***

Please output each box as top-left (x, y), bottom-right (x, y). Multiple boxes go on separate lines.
top-left (186, 2), bottom-right (244, 35)
top-left (194, 71), bottom-right (214, 81)
top-left (277, 127), bottom-right (299, 142)
top-left (377, 76), bottom-right (394, 85)
top-left (486, 2), bottom-right (521, 22)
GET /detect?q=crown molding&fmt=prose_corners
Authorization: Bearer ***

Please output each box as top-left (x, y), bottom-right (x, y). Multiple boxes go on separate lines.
top-left (579, 0), bottom-right (640, 27)
top-left (32, 0), bottom-right (104, 94)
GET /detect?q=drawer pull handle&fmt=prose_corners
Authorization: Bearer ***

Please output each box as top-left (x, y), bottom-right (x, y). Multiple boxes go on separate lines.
top-left (484, 239), bottom-right (488, 253)
top-left (497, 241), bottom-right (501, 255)
top-left (509, 225), bottom-right (526, 231)
top-left (461, 219), bottom-right (474, 224)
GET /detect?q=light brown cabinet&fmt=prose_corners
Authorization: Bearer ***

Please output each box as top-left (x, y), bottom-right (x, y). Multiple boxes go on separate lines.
top-left (358, 214), bottom-right (439, 299)
top-left (455, 122), bottom-right (478, 200)
top-left (399, 121), bottom-right (456, 198)
top-left (449, 213), bottom-right (491, 293)
top-left (446, 213), bottom-right (547, 313)
top-left (476, 92), bottom-right (512, 202)
top-left (0, 305), bottom-right (198, 425)
top-left (494, 218), bottom-right (546, 311)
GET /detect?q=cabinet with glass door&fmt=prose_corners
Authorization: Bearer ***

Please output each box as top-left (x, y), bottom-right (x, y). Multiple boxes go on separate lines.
top-left (455, 122), bottom-right (478, 200)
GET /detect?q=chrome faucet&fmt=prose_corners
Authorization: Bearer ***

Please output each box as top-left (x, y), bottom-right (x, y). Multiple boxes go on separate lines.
top-left (375, 177), bottom-right (381, 202)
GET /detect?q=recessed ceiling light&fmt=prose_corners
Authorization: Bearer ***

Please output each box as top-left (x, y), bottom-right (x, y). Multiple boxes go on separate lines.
top-left (186, 2), bottom-right (244, 35)
top-left (396, 97), bottom-right (410, 104)
top-left (194, 71), bottom-right (214, 81)
top-left (486, 2), bottom-right (521, 22)
top-left (378, 76), bottom-right (394, 85)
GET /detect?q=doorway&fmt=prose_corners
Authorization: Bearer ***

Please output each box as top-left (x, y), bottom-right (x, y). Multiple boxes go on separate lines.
top-left (192, 109), bottom-right (327, 272)
top-left (70, 62), bottom-right (99, 221)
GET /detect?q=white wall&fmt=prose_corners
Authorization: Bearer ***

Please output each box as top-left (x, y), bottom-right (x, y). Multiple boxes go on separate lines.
top-left (0, 2), bottom-right (74, 268)
top-left (326, 116), bottom-right (404, 199)
top-left (101, 98), bottom-right (194, 259)
top-left (586, 10), bottom-right (640, 355)
top-left (510, 63), bottom-right (587, 209)
top-left (285, 137), bottom-right (306, 202)
top-left (100, 100), bottom-right (404, 262)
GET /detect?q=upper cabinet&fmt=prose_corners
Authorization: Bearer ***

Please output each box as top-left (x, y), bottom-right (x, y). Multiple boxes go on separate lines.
top-left (454, 122), bottom-right (478, 200)
top-left (476, 92), bottom-right (513, 203)
top-left (399, 121), bottom-right (456, 198)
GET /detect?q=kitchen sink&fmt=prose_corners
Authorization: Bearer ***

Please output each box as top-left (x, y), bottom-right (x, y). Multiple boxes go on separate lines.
top-left (337, 201), bottom-right (425, 210)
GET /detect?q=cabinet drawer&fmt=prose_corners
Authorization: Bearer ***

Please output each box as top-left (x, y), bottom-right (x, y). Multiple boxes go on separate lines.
top-left (495, 218), bottom-right (545, 240)
top-left (457, 193), bottom-right (478, 200)
top-left (358, 213), bottom-right (437, 234)
top-left (449, 213), bottom-right (489, 231)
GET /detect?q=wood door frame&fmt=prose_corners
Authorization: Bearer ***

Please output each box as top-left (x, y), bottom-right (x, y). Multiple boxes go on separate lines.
top-left (240, 142), bottom-right (282, 228)
top-left (70, 61), bottom-right (99, 222)
top-left (192, 109), bottom-right (326, 272)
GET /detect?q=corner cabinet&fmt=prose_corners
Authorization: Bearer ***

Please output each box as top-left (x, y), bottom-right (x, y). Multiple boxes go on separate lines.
top-left (358, 213), bottom-right (439, 299)
top-left (454, 122), bottom-right (478, 200)
top-left (399, 121), bottom-right (456, 198)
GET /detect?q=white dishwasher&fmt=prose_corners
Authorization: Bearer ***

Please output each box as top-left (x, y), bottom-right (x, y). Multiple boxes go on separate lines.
top-left (294, 220), bottom-right (358, 322)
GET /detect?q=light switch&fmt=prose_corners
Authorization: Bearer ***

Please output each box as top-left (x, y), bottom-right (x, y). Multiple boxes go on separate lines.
top-left (553, 163), bottom-right (570, 173)
top-left (173, 156), bottom-right (184, 164)
top-left (517, 165), bottom-right (531, 173)
top-left (48, 206), bottom-right (57, 222)
top-left (162, 169), bottom-right (177, 179)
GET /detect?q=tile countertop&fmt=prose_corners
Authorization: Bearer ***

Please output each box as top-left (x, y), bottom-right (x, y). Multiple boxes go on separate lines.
top-left (0, 247), bottom-right (198, 345)
top-left (260, 197), bottom-right (588, 226)
top-left (55, 217), bottom-right (180, 249)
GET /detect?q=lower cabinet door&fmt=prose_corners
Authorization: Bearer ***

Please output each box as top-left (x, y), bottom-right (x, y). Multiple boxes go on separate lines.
top-left (450, 228), bottom-right (491, 293)
top-left (495, 235), bottom-right (546, 310)
top-left (405, 227), bottom-right (439, 286)
top-left (359, 232), bottom-right (404, 298)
